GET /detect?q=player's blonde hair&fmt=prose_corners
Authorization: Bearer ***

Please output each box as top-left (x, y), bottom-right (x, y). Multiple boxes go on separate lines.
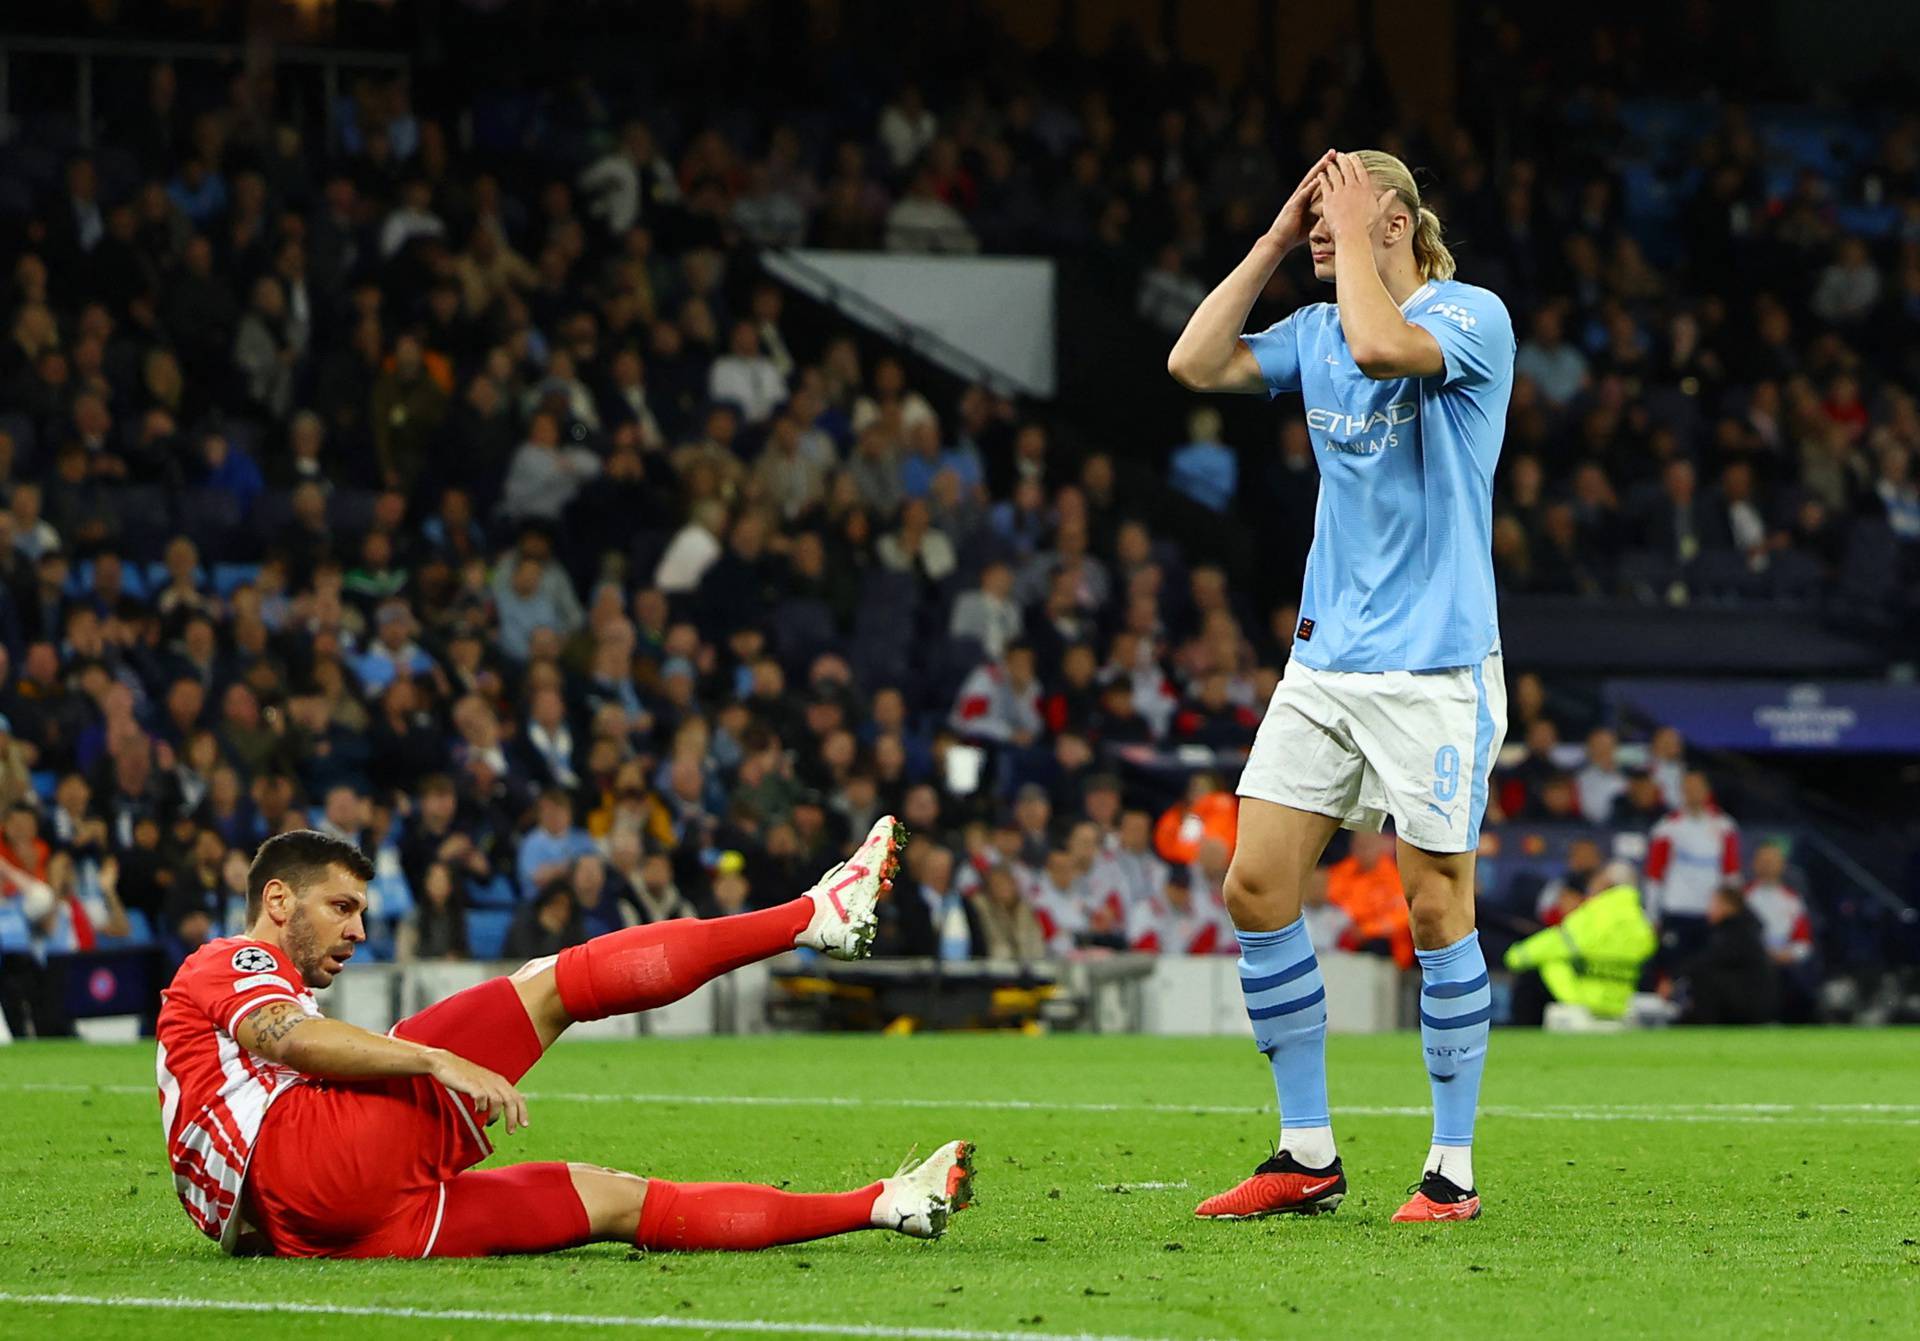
top-left (1351, 149), bottom-right (1456, 282)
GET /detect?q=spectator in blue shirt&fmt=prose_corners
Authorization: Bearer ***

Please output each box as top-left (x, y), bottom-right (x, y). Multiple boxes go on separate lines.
top-left (517, 787), bottom-right (597, 899)
top-left (1167, 407), bottom-right (1238, 515)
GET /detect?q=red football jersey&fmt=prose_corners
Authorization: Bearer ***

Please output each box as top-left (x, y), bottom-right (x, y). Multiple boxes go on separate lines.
top-left (155, 936), bottom-right (320, 1251)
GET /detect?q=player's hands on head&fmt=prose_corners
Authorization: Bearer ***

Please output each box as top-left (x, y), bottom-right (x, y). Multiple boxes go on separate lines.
top-left (1266, 148), bottom-right (1337, 251)
top-left (425, 1048), bottom-right (530, 1135)
top-left (1318, 152), bottom-right (1398, 244)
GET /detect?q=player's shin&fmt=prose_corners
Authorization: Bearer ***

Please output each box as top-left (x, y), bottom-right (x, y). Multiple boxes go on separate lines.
top-left (1417, 929), bottom-right (1492, 1191)
top-left (635, 1179), bottom-right (884, 1250)
top-left (1238, 917), bottom-right (1336, 1168)
top-left (554, 903), bottom-right (812, 1022)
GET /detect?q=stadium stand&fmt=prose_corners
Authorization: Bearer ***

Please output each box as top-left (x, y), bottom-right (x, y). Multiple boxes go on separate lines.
top-left (0, 2), bottom-right (1915, 1037)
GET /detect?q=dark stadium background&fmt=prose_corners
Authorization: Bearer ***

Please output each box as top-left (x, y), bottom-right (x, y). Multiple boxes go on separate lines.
top-left (0, 0), bottom-right (1917, 1037)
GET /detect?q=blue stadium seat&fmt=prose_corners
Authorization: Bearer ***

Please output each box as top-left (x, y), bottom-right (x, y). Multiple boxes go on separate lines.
top-left (467, 908), bottom-right (513, 959)
top-left (120, 908), bottom-right (155, 947)
top-left (468, 874), bottom-right (519, 908)
top-left (144, 559), bottom-right (209, 593)
top-left (212, 563), bottom-right (263, 597)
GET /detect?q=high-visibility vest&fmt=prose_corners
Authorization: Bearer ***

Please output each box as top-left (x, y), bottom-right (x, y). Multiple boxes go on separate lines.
top-left (1504, 884), bottom-right (1657, 1019)
top-left (1153, 792), bottom-right (1239, 866)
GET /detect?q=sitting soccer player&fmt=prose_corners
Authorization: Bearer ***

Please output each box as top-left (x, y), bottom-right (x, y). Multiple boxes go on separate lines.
top-left (155, 823), bottom-right (974, 1258)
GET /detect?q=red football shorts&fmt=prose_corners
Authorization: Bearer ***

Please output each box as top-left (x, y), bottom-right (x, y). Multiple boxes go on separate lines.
top-left (243, 975), bottom-right (551, 1258)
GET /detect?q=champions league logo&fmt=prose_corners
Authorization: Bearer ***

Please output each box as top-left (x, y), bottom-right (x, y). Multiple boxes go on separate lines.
top-left (231, 947), bottom-right (279, 975)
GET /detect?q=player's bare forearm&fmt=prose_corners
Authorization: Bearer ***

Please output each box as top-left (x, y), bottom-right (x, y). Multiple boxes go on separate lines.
top-left (1166, 236), bottom-right (1284, 393)
top-left (237, 1001), bottom-right (435, 1078)
top-left (235, 1000), bottom-right (532, 1131)
top-left (1331, 237), bottom-right (1443, 379)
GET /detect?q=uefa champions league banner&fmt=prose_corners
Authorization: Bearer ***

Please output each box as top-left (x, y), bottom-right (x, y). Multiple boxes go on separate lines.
top-left (1603, 679), bottom-right (1920, 752)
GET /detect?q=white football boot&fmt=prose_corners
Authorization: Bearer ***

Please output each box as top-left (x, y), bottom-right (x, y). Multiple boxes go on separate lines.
top-left (797, 815), bottom-right (906, 960)
top-left (871, 1140), bottom-right (976, 1239)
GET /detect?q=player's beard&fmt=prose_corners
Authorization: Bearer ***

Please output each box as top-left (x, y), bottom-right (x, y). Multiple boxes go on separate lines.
top-left (283, 903), bottom-right (335, 988)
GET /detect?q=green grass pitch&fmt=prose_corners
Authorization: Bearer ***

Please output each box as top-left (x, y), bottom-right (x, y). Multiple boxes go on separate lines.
top-left (2, 1030), bottom-right (1916, 1340)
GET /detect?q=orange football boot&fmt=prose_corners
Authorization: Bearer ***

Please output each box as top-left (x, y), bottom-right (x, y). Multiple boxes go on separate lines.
top-left (1194, 1150), bottom-right (1346, 1219)
top-left (1392, 1171), bottom-right (1482, 1222)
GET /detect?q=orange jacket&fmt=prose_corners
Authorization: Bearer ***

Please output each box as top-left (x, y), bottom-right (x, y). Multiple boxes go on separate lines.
top-left (1324, 854), bottom-right (1414, 968)
top-left (1154, 791), bottom-right (1239, 866)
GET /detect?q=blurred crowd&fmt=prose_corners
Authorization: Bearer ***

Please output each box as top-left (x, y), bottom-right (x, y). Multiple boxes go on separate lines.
top-left (0, 11), bottom-right (1869, 1026)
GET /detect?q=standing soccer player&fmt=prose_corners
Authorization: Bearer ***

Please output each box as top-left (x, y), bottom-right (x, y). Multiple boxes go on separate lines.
top-left (1168, 150), bottom-right (1514, 1221)
top-left (156, 821), bottom-right (975, 1257)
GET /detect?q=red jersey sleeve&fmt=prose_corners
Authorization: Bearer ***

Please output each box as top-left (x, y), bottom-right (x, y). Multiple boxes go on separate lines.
top-left (174, 939), bottom-right (309, 1037)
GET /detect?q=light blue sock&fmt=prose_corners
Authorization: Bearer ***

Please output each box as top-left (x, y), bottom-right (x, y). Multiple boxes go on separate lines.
top-left (1418, 930), bottom-right (1492, 1161)
top-left (1238, 917), bottom-right (1332, 1157)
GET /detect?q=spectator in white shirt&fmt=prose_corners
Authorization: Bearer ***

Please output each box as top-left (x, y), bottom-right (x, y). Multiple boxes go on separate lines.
top-left (877, 498), bottom-right (956, 583)
top-left (1646, 770), bottom-right (1741, 954)
top-left (1744, 843), bottom-right (1813, 967)
top-left (379, 178), bottom-right (446, 259)
top-left (949, 644), bottom-right (1043, 746)
top-left (653, 500), bottom-right (728, 594)
top-left (947, 561), bottom-right (1023, 658)
top-left (1575, 727), bottom-right (1629, 825)
top-left (708, 320), bottom-right (789, 426)
top-left (877, 84), bottom-right (937, 171)
top-left (501, 411), bottom-right (601, 523)
top-left (1809, 237), bottom-right (1881, 326)
top-left (577, 120), bottom-right (680, 237)
top-left (884, 168), bottom-right (978, 255)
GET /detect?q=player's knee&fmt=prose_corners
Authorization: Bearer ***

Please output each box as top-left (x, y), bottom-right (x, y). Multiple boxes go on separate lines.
top-left (1223, 864), bottom-right (1294, 929)
top-left (510, 954), bottom-right (559, 985)
top-left (1405, 880), bottom-right (1470, 947)
top-left (568, 1162), bottom-right (649, 1239)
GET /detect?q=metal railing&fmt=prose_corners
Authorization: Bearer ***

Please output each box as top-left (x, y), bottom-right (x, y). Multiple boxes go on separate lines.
top-left (0, 35), bottom-right (407, 151)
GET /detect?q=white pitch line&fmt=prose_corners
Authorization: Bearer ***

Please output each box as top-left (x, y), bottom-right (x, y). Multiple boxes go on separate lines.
top-left (8, 1082), bottom-right (1920, 1125)
top-left (0, 1292), bottom-right (1197, 1341)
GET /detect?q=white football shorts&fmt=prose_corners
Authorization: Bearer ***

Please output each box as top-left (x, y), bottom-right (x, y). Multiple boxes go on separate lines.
top-left (1236, 649), bottom-right (1508, 854)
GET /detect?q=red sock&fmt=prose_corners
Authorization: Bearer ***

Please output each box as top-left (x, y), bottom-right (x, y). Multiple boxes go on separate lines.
top-left (635, 1179), bottom-right (883, 1251)
top-left (555, 900), bottom-right (813, 1022)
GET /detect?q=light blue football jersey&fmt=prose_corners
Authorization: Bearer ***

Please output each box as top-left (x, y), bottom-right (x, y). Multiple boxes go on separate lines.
top-left (1243, 278), bottom-right (1515, 673)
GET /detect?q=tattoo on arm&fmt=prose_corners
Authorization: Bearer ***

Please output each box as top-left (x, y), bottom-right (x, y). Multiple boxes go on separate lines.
top-left (241, 1001), bottom-right (310, 1055)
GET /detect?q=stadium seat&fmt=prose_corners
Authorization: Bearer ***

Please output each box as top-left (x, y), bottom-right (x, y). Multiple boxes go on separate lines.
top-left (178, 487), bottom-right (247, 557)
top-left (1768, 549), bottom-right (1825, 604)
top-left (113, 487), bottom-right (176, 561)
top-left (212, 563), bottom-right (263, 597)
top-left (468, 875), bottom-right (520, 909)
top-left (1691, 549), bottom-right (1766, 604)
top-left (120, 909), bottom-right (155, 947)
top-left (466, 908), bottom-right (513, 960)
